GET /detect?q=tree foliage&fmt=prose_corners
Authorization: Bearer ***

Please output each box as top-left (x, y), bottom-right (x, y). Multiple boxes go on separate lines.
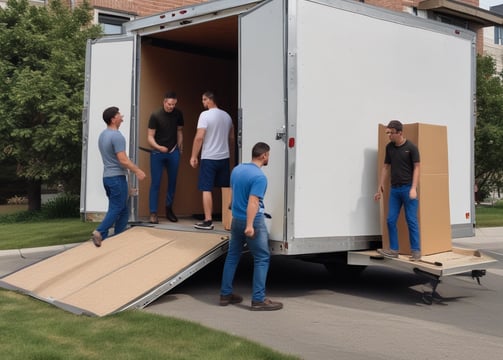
top-left (0, 0), bottom-right (101, 210)
top-left (475, 55), bottom-right (503, 200)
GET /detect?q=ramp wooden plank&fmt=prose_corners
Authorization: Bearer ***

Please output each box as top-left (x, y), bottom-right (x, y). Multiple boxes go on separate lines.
top-left (0, 227), bottom-right (227, 316)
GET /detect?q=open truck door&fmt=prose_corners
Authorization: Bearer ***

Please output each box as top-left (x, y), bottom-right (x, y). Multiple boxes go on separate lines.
top-left (239, 0), bottom-right (286, 242)
top-left (80, 35), bottom-right (139, 221)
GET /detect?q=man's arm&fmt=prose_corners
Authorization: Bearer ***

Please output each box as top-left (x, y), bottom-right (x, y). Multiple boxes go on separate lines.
top-left (147, 128), bottom-right (168, 153)
top-left (116, 151), bottom-right (146, 180)
top-left (190, 128), bottom-right (206, 168)
top-left (374, 164), bottom-right (390, 201)
top-left (410, 162), bottom-right (420, 199)
top-left (244, 195), bottom-right (260, 238)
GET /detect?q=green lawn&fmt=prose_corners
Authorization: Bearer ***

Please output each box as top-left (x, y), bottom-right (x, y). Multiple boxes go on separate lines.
top-left (0, 218), bottom-right (96, 250)
top-left (0, 289), bottom-right (298, 360)
top-left (475, 202), bottom-right (503, 227)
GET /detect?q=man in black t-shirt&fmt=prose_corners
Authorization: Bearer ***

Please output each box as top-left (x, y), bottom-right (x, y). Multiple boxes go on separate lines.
top-left (374, 120), bottom-right (421, 261)
top-left (147, 91), bottom-right (184, 223)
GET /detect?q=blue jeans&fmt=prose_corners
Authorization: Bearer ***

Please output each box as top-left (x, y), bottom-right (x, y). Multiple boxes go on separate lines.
top-left (387, 184), bottom-right (420, 252)
top-left (97, 175), bottom-right (129, 241)
top-left (149, 148), bottom-right (180, 213)
top-left (220, 216), bottom-right (270, 302)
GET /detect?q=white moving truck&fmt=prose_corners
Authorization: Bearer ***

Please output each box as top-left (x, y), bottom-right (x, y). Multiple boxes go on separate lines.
top-left (73, 0), bottom-right (496, 311)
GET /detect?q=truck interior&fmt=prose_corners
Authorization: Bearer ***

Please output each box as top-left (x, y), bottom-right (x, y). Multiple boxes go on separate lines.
top-left (136, 16), bottom-right (240, 220)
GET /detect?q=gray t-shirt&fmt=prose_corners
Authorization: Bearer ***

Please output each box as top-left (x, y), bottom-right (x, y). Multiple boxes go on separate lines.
top-left (98, 128), bottom-right (127, 178)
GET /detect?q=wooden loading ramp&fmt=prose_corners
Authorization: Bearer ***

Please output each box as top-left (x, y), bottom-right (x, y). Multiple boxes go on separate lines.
top-left (0, 226), bottom-right (229, 316)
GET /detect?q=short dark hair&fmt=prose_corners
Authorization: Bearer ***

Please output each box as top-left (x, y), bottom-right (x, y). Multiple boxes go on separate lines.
top-left (103, 106), bottom-right (119, 125)
top-left (252, 142), bottom-right (270, 159)
top-left (203, 90), bottom-right (216, 104)
top-left (164, 91), bottom-right (177, 100)
top-left (387, 120), bottom-right (403, 132)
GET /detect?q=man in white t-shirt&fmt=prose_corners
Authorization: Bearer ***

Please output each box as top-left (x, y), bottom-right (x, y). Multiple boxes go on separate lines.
top-left (190, 91), bottom-right (234, 230)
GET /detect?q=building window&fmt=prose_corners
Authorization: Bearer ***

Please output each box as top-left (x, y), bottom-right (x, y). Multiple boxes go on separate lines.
top-left (95, 10), bottom-right (134, 35)
top-left (495, 26), bottom-right (503, 45)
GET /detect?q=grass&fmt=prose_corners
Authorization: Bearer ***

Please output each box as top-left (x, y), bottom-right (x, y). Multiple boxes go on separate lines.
top-left (475, 201), bottom-right (503, 227)
top-left (0, 218), bottom-right (96, 250)
top-left (0, 289), bottom-right (298, 360)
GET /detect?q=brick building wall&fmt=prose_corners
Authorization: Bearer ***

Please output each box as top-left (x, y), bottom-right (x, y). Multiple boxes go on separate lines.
top-left (77, 0), bottom-right (207, 16)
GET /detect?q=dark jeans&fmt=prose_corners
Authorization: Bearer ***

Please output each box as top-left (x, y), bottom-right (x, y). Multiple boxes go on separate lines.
top-left (220, 216), bottom-right (270, 302)
top-left (149, 148), bottom-right (180, 213)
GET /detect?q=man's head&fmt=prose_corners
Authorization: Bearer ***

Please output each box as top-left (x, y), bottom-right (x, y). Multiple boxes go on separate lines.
top-left (103, 106), bottom-right (120, 125)
top-left (252, 142), bottom-right (270, 166)
top-left (202, 91), bottom-right (217, 109)
top-left (163, 91), bottom-right (178, 113)
top-left (386, 120), bottom-right (403, 143)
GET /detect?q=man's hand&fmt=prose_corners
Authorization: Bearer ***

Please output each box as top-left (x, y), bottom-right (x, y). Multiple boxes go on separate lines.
top-left (244, 226), bottom-right (255, 238)
top-left (190, 157), bottom-right (198, 168)
top-left (136, 169), bottom-right (146, 181)
top-left (374, 186), bottom-right (383, 201)
top-left (409, 188), bottom-right (417, 200)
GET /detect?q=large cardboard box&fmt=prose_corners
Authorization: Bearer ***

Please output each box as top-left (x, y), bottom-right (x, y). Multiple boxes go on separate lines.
top-left (377, 123), bottom-right (452, 255)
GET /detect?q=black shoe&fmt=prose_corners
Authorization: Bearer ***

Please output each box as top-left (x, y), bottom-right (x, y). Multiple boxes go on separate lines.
top-left (219, 293), bottom-right (243, 306)
top-left (195, 220), bottom-right (214, 230)
top-left (166, 206), bottom-right (178, 222)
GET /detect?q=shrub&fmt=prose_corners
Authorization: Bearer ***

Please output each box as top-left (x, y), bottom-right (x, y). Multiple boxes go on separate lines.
top-left (42, 194), bottom-right (80, 219)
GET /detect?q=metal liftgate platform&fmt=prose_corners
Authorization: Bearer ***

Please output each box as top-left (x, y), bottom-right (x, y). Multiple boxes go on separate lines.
top-left (348, 248), bottom-right (497, 304)
top-left (0, 226), bottom-right (229, 316)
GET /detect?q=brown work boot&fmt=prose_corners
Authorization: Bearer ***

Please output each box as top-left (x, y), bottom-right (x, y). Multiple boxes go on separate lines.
top-left (149, 213), bottom-right (159, 224)
top-left (91, 230), bottom-right (102, 248)
top-left (250, 298), bottom-right (283, 311)
top-left (219, 293), bottom-right (243, 306)
top-left (166, 206), bottom-right (178, 222)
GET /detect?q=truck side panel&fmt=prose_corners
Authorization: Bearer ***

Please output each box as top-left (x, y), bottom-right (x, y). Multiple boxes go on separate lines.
top-left (290, 0), bottom-right (474, 242)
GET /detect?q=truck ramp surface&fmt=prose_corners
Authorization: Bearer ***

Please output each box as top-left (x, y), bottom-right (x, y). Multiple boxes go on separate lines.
top-left (0, 226), bottom-right (228, 316)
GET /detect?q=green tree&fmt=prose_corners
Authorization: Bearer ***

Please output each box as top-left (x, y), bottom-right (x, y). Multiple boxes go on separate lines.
top-left (0, 0), bottom-right (101, 210)
top-left (475, 55), bottom-right (503, 201)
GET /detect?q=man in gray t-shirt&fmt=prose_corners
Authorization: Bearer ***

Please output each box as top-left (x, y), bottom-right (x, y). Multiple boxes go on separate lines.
top-left (90, 107), bottom-right (146, 247)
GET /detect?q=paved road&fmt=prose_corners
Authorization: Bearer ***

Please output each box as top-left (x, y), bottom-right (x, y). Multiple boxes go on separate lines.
top-left (1, 228), bottom-right (502, 359)
top-left (145, 229), bottom-right (503, 360)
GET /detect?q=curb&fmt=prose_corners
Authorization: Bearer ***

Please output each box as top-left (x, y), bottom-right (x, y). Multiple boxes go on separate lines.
top-left (0, 243), bottom-right (81, 260)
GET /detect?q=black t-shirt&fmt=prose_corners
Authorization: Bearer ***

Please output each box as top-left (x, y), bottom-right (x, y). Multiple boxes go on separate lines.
top-left (148, 107), bottom-right (184, 150)
top-left (384, 139), bottom-right (420, 186)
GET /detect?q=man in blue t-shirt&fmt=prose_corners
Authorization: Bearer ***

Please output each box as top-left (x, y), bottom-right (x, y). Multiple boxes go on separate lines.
top-left (91, 106), bottom-right (146, 247)
top-left (219, 142), bottom-right (283, 311)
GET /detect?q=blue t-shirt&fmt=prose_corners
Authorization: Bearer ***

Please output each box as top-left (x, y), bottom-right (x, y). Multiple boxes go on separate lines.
top-left (98, 128), bottom-right (127, 178)
top-left (230, 163), bottom-right (267, 220)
